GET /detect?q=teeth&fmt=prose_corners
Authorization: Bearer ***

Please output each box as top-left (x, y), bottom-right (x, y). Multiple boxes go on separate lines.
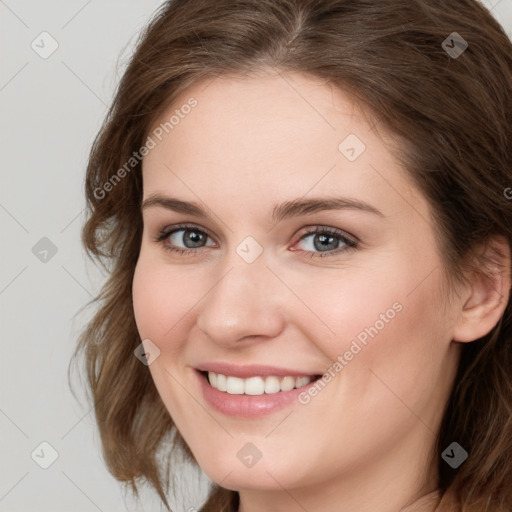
top-left (264, 376), bottom-right (281, 394)
top-left (295, 376), bottom-right (312, 387)
top-left (207, 372), bottom-right (314, 395)
top-left (216, 373), bottom-right (227, 392)
top-left (280, 376), bottom-right (295, 391)
top-left (226, 376), bottom-right (245, 394)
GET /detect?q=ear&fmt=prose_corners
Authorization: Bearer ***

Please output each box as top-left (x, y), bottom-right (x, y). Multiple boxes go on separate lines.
top-left (452, 235), bottom-right (511, 343)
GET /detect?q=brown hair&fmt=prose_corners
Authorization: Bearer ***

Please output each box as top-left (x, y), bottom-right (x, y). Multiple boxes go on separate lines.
top-left (69, 0), bottom-right (512, 510)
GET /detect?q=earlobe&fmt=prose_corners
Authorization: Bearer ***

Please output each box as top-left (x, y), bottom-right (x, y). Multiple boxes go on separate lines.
top-left (452, 236), bottom-right (511, 343)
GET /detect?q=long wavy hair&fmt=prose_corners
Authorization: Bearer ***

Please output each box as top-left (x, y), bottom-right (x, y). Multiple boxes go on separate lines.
top-left (69, 0), bottom-right (512, 510)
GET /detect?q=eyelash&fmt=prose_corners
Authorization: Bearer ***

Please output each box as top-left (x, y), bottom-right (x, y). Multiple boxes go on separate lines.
top-left (153, 223), bottom-right (358, 259)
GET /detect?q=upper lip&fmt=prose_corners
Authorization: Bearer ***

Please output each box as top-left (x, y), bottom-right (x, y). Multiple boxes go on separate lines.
top-left (195, 362), bottom-right (321, 378)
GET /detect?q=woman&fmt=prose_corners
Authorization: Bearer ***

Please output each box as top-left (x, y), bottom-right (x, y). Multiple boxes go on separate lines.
top-left (70, 0), bottom-right (512, 510)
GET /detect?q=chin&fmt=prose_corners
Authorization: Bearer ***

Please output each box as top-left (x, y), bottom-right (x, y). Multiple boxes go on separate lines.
top-left (196, 449), bottom-right (311, 492)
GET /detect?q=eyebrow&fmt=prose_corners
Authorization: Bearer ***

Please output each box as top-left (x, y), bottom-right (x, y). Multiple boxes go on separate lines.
top-left (141, 194), bottom-right (385, 221)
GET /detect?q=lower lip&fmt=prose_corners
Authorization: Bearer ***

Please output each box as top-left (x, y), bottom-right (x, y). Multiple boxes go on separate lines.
top-left (195, 370), bottom-right (318, 418)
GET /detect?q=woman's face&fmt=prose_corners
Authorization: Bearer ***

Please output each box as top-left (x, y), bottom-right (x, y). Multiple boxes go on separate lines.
top-left (132, 70), bottom-right (462, 505)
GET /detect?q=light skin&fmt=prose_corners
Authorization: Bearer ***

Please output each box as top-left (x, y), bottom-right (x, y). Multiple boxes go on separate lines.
top-left (132, 69), bottom-right (510, 512)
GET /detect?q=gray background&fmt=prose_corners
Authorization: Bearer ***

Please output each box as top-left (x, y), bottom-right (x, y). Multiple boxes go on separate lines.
top-left (1, 1), bottom-right (511, 511)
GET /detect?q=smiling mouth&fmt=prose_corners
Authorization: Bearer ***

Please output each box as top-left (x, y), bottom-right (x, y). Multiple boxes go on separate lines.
top-left (199, 370), bottom-right (323, 396)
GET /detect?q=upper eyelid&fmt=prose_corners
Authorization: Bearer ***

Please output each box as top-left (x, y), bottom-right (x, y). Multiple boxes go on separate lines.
top-left (160, 223), bottom-right (216, 242)
top-left (298, 225), bottom-right (357, 243)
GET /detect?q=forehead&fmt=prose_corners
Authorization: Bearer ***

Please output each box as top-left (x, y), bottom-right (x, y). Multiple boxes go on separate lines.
top-left (141, 70), bottom-right (429, 223)
top-left (147, 71), bottom-right (372, 169)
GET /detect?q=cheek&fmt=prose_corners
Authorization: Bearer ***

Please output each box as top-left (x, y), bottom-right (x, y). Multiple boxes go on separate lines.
top-left (307, 258), bottom-right (448, 393)
top-left (132, 259), bottom-right (194, 351)
top-left (333, 267), bottom-right (449, 417)
top-left (132, 260), bottom-right (197, 414)
top-left (288, 266), bottom-right (405, 359)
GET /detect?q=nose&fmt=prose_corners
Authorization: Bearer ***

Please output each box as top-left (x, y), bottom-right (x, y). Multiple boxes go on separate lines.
top-left (195, 251), bottom-right (286, 347)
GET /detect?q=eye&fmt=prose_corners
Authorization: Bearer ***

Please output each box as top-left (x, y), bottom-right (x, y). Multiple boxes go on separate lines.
top-left (154, 223), bottom-right (216, 255)
top-left (153, 223), bottom-right (358, 258)
top-left (293, 226), bottom-right (358, 258)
